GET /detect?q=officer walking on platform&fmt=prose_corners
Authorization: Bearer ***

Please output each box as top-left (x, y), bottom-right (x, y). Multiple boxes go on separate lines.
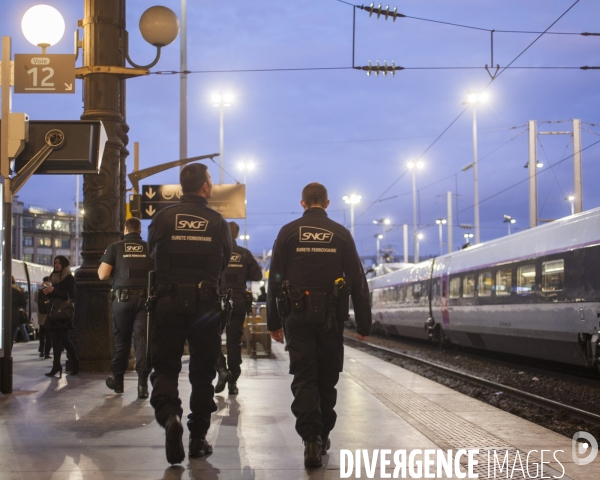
top-left (147, 163), bottom-right (232, 465)
top-left (267, 182), bottom-right (372, 469)
top-left (215, 221), bottom-right (263, 395)
top-left (98, 217), bottom-right (153, 398)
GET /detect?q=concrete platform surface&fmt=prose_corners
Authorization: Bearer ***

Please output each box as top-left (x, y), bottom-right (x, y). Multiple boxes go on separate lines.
top-left (0, 341), bottom-right (597, 479)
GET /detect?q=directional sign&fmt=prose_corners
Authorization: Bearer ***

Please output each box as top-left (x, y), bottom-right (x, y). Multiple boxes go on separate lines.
top-left (14, 54), bottom-right (76, 94)
top-left (140, 184), bottom-right (246, 220)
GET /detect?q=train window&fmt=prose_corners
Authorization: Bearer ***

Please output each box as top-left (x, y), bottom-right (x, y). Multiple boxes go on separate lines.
top-left (405, 285), bottom-right (413, 303)
top-left (517, 265), bottom-right (536, 293)
top-left (413, 283), bottom-right (421, 303)
top-left (542, 259), bottom-right (564, 292)
top-left (398, 286), bottom-right (406, 303)
top-left (496, 269), bottom-right (512, 296)
top-left (463, 275), bottom-right (475, 298)
top-left (449, 278), bottom-right (460, 299)
top-left (478, 272), bottom-right (493, 297)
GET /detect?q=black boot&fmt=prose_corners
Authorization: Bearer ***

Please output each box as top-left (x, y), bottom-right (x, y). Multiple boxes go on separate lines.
top-left (189, 434), bottom-right (213, 458)
top-left (70, 359), bottom-right (80, 376)
top-left (214, 369), bottom-right (231, 394)
top-left (228, 382), bottom-right (238, 395)
top-left (106, 375), bottom-right (124, 394)
top-left (44, 364), bottom-right (62, 378)
top-left (303, 435), bottom-right (323, 468)
top-left (321, 435), bottom-right (331, 455)
top-left (138, 375), bottom-right (149, 399)
top-left (164, 415), bottom-right (185, 465)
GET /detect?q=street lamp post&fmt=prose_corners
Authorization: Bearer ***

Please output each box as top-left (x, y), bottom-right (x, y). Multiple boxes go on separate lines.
top-left (407, 161), bottom-right (423, 263)
top-left (466, 92), bottom-right (488, 244)
top-left (375, 234), bottom-right (383, 265)
top-left (238, 161), bottom-right (255, 248)
top-left (436, 218), bottom-right (447, 256)
top-left (503, 215), bottom-right (516, 235)
top-left (567, 195), bottom-right (575, 216)
top-left (373, 217), bottom-right (391, 256)
top-left (463, 233), bottom-right (474, 246)
top-left (416, 233), bottom-right (424, 263)
top-left (343, 194), bottom-right (361, 238)
top-left (212, 92), bottom-right (233, 184)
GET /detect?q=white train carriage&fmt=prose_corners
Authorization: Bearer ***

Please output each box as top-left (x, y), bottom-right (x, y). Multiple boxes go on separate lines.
top-left (369, 207), bottom-right (600, 369)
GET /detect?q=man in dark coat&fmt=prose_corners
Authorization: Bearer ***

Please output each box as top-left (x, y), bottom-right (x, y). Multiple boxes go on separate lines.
top-left (267, 182), bottom-right (372, 469)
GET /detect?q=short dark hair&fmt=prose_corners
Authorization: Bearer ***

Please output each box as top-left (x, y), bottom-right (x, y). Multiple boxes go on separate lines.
top-left (54, 255), bottom-right (70, 269)
top-left (180, 163), bottom-right (209, 194)
top-left (302, 182), bottom-right (328, 207)
top-left (125, 217), bottom-right (142, 233)
top-left (229, 221), bottom-right (240, 239)
top-left (43, 276), bottom-right (49, 282)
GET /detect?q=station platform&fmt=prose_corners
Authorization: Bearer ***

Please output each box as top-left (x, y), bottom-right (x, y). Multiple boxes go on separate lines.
top-left (0, 341), bottom-right (597, 479)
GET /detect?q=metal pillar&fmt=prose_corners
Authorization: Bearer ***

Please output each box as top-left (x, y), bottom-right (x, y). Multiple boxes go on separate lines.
top-left (179, 0), bottom-right (187, 172)
top-left (75, 0), bottom-right (127, 371)
top-left (573, 118), bottom-right (582, 214)
top-left (411, 169), bottom-right (417, 263)
top-left (447, 191), bottom-right (453, 253)
top-left (528, 120), bottom-right (538, 228)
top-left (0, 37), bottom-right (13, 393)
top-left (403, 224), bottom-right (408, 263)
top-left (219, 103), bottom-right (224, 184)
top-left (472, 106), bottom-right (480, 244)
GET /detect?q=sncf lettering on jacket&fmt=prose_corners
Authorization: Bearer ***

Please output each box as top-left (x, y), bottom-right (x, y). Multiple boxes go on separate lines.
top-left (125, 243), bottom-right (144, 253)
top-left (175, 214), bottom-right (208, 232)
top-left (299, 226), bottom-right (334, 243)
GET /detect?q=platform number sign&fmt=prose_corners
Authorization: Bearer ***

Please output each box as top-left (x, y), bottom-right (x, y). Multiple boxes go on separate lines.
top-left (14, 54), bottom-right (76, 94)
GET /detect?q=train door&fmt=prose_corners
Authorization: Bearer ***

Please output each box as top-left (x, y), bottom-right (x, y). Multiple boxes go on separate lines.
top-left (441, 273), bottom-right (450, 328)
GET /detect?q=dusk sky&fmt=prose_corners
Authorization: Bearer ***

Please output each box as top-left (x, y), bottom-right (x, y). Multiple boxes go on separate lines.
top-left (2, 0), bottom-right (600, 261)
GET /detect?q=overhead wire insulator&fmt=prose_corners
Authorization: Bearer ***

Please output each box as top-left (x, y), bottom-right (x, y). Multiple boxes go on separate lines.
top-left (359, 3), bottom-right (404, 21)
top-left (356, 61), bottom-right (401, 77)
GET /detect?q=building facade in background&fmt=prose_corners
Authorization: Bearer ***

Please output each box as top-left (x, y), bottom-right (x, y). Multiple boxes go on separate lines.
top-left (12, 199), bottom-right (82, 266)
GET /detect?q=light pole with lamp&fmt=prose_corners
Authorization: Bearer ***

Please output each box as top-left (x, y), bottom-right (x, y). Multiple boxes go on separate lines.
top-left (212, 92), bottom-right (234, 184)
top-left (237, 161), bottom-right (254, 248)
top-left (416, 233), bottom-right (424, 263)
top-left (435, 218), bottom-right (446, 256)
top-left (503, 215), bottom-right (516, 235)
top-left (465, 92), bottom-right (488, 244)
top-left (407, 161), bottom-right (423, 263)
top-left (566, 195), bottom-right (575, 215)
top-left (463, 233), bottom-right (474, 246)
top-left (375, 234), bottom-right (383, 265)
top-left (343, 194), bottom-right (361, 238)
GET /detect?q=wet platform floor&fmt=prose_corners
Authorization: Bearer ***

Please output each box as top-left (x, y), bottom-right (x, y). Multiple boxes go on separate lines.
top-left (0, 341), bottom-right (597, 479)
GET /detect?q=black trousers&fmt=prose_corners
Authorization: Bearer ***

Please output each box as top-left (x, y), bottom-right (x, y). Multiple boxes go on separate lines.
top-left (111, 294), bottom-right (149, 378)
top-left (38, 323), bottom-right (52, 356)
top-left (284, 313), bottom-right (344, 440)
top-left (216, 297), bottom-right (247, 380)
top-left (150, 295), bottom-right (222, 438)
top-left (50, 327), bottom-right (78, 367)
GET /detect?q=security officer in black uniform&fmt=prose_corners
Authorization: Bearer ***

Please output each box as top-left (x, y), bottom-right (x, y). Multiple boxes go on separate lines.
top-left (99, 217), bottom-right (153, 398)
top-left (267, 182), bottom-right (372, 469)
top-left (147, 163), bottom-right (232, 465)
top-left (215, 221), bottom-right (263, 395)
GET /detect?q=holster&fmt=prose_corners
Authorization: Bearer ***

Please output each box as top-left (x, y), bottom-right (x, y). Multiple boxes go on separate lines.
top-left (244, 290), bottom-right (253, 315)
top-left (220, 288), bottom-right (233, 332)
top-left (276, 281), bottom-right (292, 318)
top-left (114, 289), bottom-right (130, 302)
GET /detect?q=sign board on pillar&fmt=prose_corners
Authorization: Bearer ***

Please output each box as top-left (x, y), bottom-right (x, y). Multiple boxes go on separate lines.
top-left (13, 121), bottom-right (107, 174)
top-left (13, 54), bottom-right (76, 94)
top-left (140, 184), bottom-right (246, 220)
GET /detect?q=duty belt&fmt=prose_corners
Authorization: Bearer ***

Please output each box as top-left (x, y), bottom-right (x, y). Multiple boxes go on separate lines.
top-left (113, 288), bottom-right (147, 296)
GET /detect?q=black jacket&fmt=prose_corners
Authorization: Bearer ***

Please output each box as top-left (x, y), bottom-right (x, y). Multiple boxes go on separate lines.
top-left (220, 240), bottom-right (263, 294)
top-left (47, 272), bottom-right (76, 329)
top-left (266, 207), bottom-right (372, 336)
top-left (11, 285), bottom-right (26, 327)
top-left (148, 194), bottom-right (232, 287)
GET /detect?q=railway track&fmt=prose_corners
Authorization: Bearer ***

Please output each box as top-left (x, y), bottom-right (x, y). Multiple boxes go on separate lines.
top-left (344, 334), bottom-right (600, 426)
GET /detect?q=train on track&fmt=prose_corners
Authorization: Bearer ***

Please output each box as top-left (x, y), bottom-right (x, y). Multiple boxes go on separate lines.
top-left (366, 207), bottom-right (600, 371)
